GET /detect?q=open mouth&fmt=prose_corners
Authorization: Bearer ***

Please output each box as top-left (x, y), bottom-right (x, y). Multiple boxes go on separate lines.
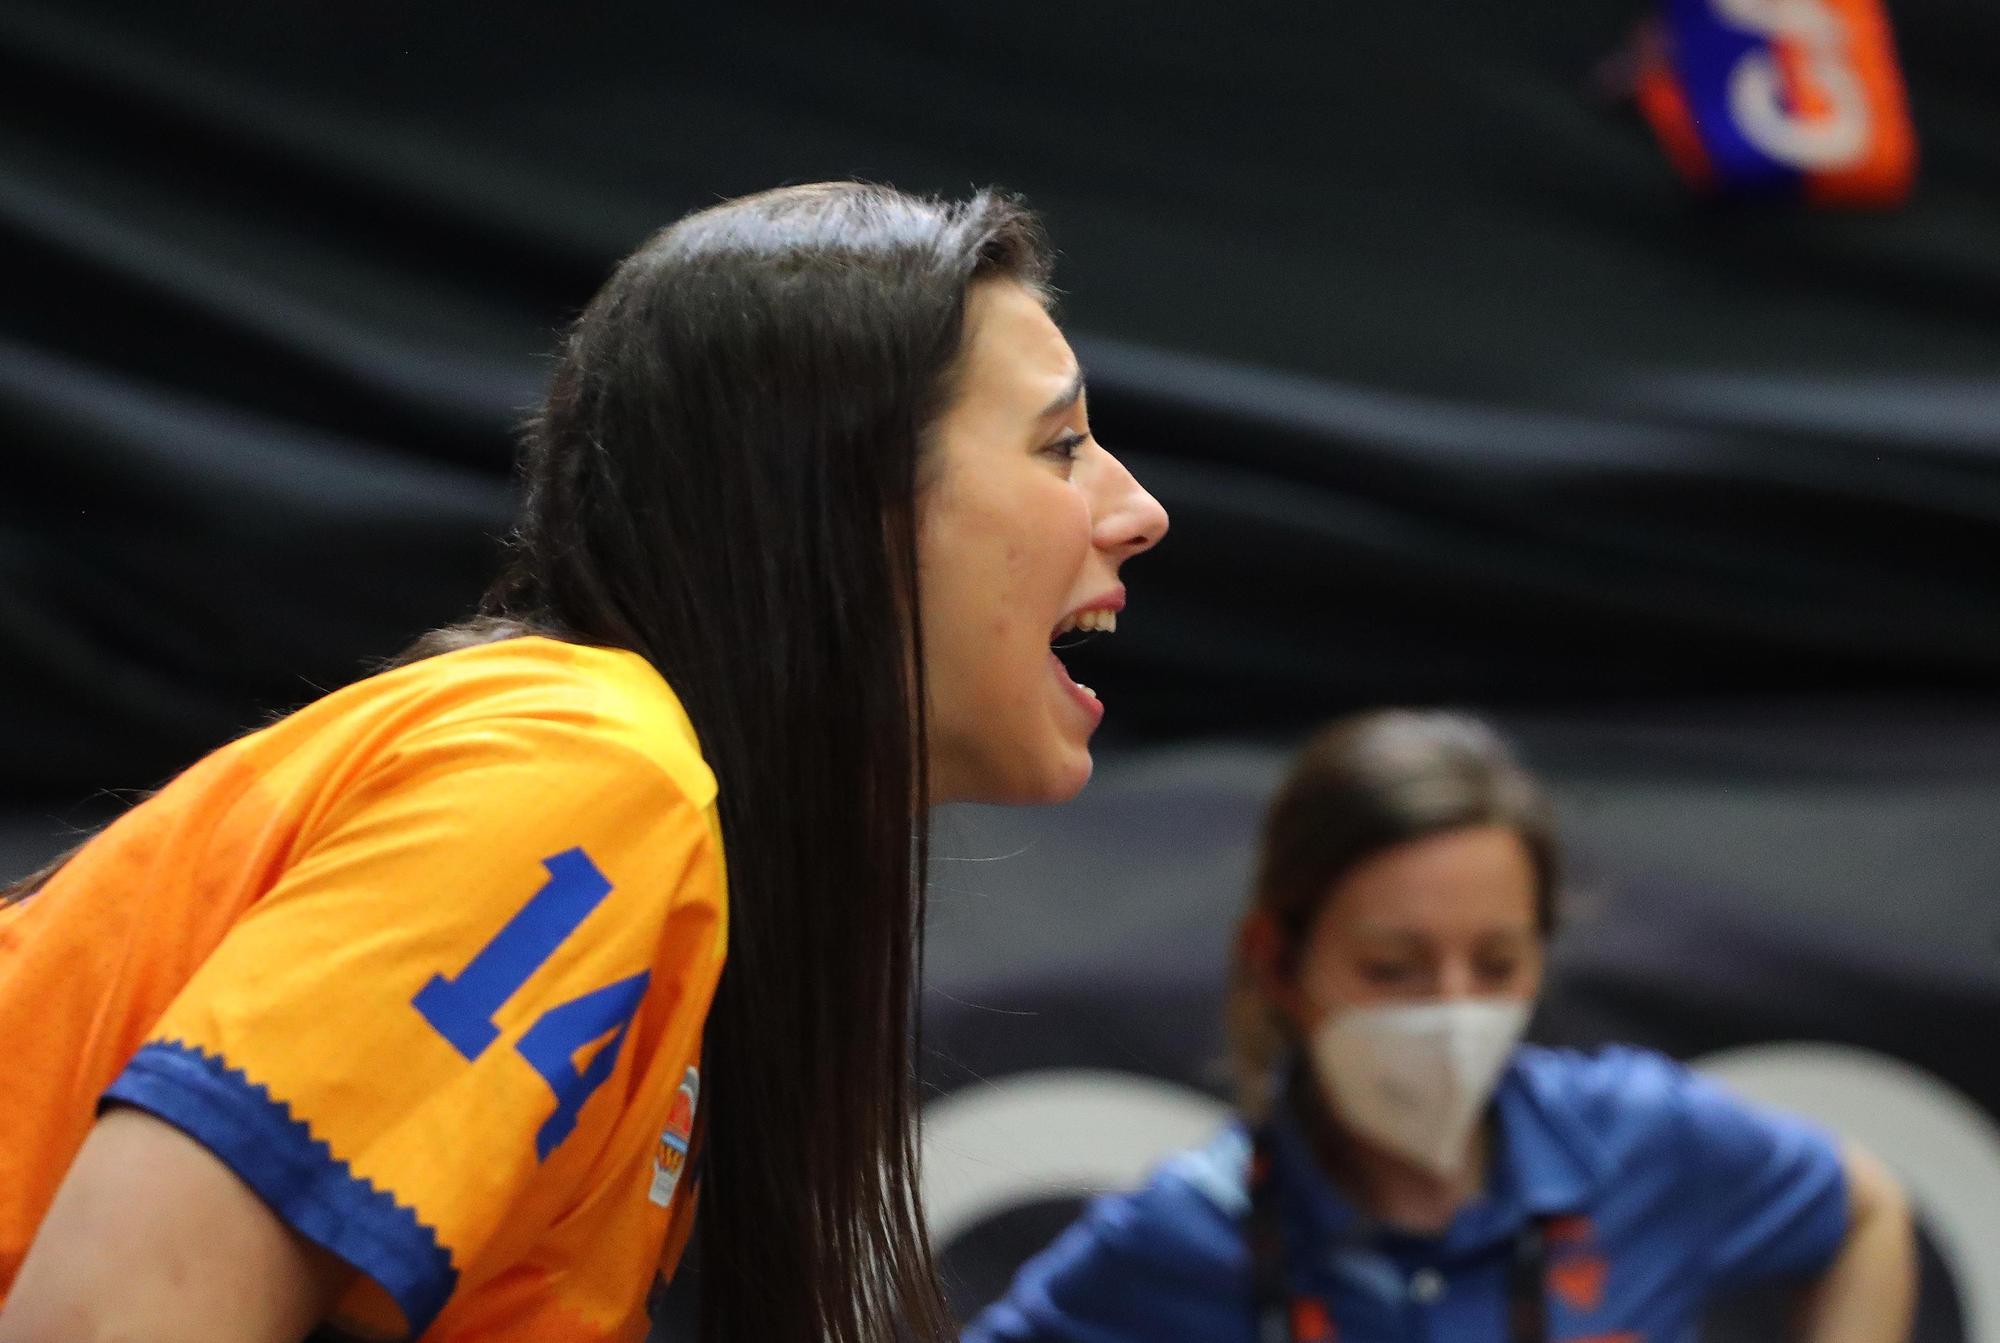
top-left (1048, 608), bottom-right (1118, 711)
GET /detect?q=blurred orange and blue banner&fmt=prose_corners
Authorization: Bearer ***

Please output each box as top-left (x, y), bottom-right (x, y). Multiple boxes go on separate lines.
top-left (1635, 0), bottom-right (1916, 206)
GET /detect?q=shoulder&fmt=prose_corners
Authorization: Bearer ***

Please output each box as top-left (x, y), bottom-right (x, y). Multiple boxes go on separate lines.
top-left (1506, 1044), bottom-right (1717, 1173)
top-left (265, 641), bottom-right (728, 927)
top-left (1047, 1127), bottom-right (1250, 1278)
top-left (1513, 1043), bottom-right (1695, 1121)
top-left (967, 1128), bottom-right (1250, 1343)
top-left (1515, 1042), bottom-right (1827, 1131)
top-left (1508, 1044), bottom-right (1842, 1182)
top-left (1153, 1123), bottom-right (1254, 1221)
top-left (356, 637), bottom-right (717, 811)
top-left (534, 640), bottom-right (716, 809)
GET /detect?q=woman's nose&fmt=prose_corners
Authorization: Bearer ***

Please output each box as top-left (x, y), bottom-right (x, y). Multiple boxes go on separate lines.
top-left (1437, 961), bottom-right (1481, 1001)
top-left (1090, 446), bottom-right (1169, 560)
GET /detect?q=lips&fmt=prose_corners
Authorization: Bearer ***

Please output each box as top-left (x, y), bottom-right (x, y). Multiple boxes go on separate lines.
top-left (1048, 586), bottom-right (1126, 643)
top-left (1048, 650), bottom-right (1105, 723)
top-left (1047, 587), bottom-right (1122, 723)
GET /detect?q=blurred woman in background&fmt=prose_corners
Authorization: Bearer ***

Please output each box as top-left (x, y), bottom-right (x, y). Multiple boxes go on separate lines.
top-left (0, 182), bottom-right (1166, 1343)
top-left (967, 710), bottom-right (1913, 1343)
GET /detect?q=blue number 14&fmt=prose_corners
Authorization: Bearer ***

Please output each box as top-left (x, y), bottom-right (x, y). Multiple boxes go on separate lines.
top-left (413, 847), bottom-right (650, 1160)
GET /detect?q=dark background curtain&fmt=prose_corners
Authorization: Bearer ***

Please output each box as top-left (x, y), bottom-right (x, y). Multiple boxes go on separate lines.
top-left (6, 0), bottom-right (1997, 800)
top-left (3, 2), bottom-right (1995, 1338)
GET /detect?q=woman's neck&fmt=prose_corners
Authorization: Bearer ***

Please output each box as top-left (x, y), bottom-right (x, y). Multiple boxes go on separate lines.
top-left (1293, 1087), bottom-right (1486, 1237)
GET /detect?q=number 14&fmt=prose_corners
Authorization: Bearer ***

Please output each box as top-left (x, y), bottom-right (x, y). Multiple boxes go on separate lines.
top-left (413, 848), bottom-right (649, 1161)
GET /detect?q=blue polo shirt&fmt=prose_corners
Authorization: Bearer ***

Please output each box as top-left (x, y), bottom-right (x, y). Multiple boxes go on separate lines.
top-left (963, 1046), bottom-right (1849, 1343)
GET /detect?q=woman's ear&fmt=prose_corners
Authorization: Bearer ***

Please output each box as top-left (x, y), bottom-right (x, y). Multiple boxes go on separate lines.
top-left (1240, 909), bottom-right (1308, 1034)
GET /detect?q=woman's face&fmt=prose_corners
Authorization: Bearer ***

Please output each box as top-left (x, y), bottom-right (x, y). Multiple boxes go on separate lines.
top-left (918, 279), bottom-right (1168, 805)
top-left (1285, 825), bottom-right (1546, 1030)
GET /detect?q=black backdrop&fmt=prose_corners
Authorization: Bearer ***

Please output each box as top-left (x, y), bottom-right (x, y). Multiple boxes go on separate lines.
top-left (4, 2), bottom-right (1998, 1339)
top-left (6, 0), bottom-right (1999, 801)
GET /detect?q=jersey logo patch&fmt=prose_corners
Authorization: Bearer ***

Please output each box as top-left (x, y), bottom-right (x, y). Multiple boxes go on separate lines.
top-left (649, 1066), bottom-right (700, 1207)
top-left (1546, 1215), bottom-right (1610, 1315)
top-left (1551, 1255), bottom-right (1609, 1313)
top-left (1290, 1297), bottom-right (1336, 1342)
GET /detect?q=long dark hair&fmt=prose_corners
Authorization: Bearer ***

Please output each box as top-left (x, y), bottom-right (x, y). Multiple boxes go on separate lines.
top-left (9, 182), bottom-right (1052, 1343)
top-left (457, 183), bottom-right (1049, 1343)
top-left (1228, 710), bottom-right (1560, 1116)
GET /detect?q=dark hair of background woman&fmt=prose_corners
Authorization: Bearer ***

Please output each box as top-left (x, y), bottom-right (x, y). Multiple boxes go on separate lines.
top-left (1227, 709), bottom-right (1561, 1117)
top-left (6, 182), bottom-right (1051, 1343)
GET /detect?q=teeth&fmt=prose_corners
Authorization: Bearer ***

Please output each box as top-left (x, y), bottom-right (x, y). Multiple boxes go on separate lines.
top-left (1053, 609), bottom-right (1120, 639)
top-left (1078, 684), bottom-right (1097, 698)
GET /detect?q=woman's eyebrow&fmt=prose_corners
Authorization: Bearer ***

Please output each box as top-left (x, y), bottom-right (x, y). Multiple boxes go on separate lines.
top-left (1038, 368), bottom-right (1086, 419)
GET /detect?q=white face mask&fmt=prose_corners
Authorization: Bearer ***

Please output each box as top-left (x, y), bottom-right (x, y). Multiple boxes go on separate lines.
top-left (1306, 997), bottom-right (1531, 1178)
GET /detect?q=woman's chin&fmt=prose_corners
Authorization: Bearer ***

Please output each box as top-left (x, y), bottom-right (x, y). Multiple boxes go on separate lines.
top-left (1026, 743), bottom-right (1095, 805)
top-left (932, 743), bottom-right (1093, 808)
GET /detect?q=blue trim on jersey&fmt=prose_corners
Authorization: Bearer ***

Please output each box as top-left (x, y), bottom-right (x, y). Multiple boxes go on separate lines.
top-left (103, 1040), bottom-right (458, 1335)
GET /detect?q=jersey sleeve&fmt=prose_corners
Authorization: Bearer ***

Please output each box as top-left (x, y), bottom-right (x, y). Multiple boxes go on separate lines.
top-left (101, 712), bottom-right (724, 1338)
top-left (1677, 1069), bottom-right (1850, 1291)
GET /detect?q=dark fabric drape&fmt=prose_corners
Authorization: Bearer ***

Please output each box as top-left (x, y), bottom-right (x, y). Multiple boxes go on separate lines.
top-left (5, 0), bottom-right (1997, 797)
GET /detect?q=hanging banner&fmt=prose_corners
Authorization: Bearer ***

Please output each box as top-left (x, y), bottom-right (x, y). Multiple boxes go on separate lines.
top-left (1634, 0), bottom-right (1918, 205)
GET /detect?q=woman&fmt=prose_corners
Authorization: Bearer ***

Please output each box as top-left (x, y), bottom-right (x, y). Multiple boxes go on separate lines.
top-left (966, 710), bottom-right (1914, 1343)
top-left (0, 182), bottom-right (1167, 1343)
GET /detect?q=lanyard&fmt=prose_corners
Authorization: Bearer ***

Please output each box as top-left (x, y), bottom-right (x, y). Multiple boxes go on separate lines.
top-left (1247, 1125), bottom-right (1547, 1343)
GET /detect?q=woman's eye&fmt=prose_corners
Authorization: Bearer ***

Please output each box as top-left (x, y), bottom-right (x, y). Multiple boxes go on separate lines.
top-left (1477, 961), bottom-right (1521, 984)
top-left (1043, 432), bottom-right (1087, 463)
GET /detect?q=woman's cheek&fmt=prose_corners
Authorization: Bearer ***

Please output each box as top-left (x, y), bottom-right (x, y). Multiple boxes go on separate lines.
top-left (1049, 483), bottom-right (1095, 573)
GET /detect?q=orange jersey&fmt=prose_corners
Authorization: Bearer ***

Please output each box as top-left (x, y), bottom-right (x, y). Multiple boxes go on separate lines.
top-left (0, 637), bottom-right (727, 1341)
